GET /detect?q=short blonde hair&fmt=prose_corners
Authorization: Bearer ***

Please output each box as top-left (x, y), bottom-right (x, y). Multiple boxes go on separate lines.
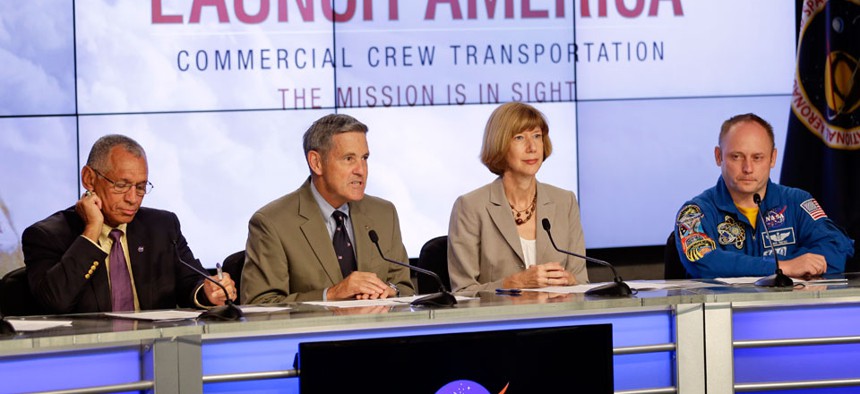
top-left (719, 113), bottom-right (775, 148)
top-left (480, 102), bottom-right (552, 175)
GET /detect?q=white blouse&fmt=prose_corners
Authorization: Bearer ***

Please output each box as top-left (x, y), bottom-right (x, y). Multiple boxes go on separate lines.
top-left (520, 237), bottom-right (537, 269)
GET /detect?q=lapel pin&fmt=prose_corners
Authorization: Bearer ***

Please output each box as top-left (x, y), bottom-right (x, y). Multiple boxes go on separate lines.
top-left (138, 246), bottom-right (144, 253)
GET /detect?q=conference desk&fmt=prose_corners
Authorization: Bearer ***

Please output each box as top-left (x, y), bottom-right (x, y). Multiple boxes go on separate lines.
top-left (3, 276), bottom-right (860, 394)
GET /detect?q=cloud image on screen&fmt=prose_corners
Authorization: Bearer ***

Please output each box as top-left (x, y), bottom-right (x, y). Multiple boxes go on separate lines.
top-left (0, 1), bottom-right (75, 116)
top-left (1, 0), bottom-right (798, 265)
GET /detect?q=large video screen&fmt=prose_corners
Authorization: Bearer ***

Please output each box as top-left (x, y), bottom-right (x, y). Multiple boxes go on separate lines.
top-left (299, 323), bottom-right (614, 393)
top-left (0, 1), bottom-right (796, 272)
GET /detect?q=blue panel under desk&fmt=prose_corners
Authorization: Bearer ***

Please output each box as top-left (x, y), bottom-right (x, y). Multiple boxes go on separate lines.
top-left (0, 348), bottom-right (141, 394)
top-left (733, 303), bottom-right (860, 341)
top-left (733, 302), bottom-right (860, 393)
top-left (202, 310), bottom-right (675, 393)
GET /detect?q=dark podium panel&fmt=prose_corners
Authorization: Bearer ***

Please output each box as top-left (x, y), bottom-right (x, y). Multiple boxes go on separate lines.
top-left (299, 324), bottom-right (613, 393)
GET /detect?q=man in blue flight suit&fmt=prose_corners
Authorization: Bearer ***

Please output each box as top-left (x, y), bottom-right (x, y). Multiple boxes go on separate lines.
top-left (674, 113), bottom-right (854, 279)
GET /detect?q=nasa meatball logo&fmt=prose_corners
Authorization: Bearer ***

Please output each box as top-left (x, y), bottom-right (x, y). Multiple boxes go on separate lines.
top-left (792, 0), bottom-right (860, 150)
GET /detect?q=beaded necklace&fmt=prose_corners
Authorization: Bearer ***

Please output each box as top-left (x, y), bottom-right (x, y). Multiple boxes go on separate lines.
top-left (510, 192), bottom-right (537, 226)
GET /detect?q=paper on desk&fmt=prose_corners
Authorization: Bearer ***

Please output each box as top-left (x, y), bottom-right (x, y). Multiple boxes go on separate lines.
top-left (794, 278), bottom-right (848, 285)
top-left (304, 295), bottom-right (474, 308)
top-left (624, 281), bottom-right (694, 291)
top-left (239, 306), bottom-right (291, 313)
top-left (105, 310), bottom-right (202, 321)
top-left (520, 280), bottom-right (706, 294)
top-left (658, 280), bottom-right (723, 289)
top-left (303, 297), bottom-right (411, 308)
top-left (7, 319), bottom-right (73, 331)
top-left (714, 276), bottom-right (762, 285)
top-left (521, 284), bottom-right (610, 294)
top-left (715, 276), bottom-right (848, 285)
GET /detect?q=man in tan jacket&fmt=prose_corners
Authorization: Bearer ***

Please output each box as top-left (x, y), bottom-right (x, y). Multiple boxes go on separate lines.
top-left (242, 114), bottom-right (414, 303)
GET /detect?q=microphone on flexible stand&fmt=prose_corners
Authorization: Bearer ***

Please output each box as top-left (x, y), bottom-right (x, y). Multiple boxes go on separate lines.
top-left (173, 241), bottom-right (244, 321)
top-left (0, 313), bottom-right (15, 336)
top-left (368, 230), bottom-right (457, 307)
top-left (752, 193), bottom-right (794, 288)
top-left (542, 219), bottom-right (632, 297)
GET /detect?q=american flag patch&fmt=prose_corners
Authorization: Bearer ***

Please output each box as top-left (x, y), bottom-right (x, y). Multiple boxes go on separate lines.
top-left (801, 198), bottom-right (827, 220)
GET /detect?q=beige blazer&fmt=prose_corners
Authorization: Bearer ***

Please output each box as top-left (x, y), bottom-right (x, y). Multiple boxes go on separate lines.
top-left (447, 178), bottom-right (588, 292)
top-left (242, 179), bottom-right (414, 303)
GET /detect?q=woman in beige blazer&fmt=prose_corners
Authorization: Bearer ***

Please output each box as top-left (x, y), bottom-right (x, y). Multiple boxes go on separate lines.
top-left (447, 102), bottom-right (589, 293)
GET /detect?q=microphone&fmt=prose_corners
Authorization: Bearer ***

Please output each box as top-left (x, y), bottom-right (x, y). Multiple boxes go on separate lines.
top-left (173, 241), bottom-right (244, 321)
top-left (368, 230), bottom-right (457, 307)
top-left (752, 193), bottom-right (794, 288)
top-left (0, 313), bottom-right (15, 336)
top-left (541, 219), bottom-right (632, 297)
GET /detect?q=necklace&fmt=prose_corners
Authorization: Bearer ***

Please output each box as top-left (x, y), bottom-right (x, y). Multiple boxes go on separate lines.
top-left (509, 192), bottom-right (537, 226)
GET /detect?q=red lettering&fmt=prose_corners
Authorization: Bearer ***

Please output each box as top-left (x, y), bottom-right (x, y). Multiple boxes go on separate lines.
top-left (235, 0), bottom-right (269, 24)
top-left (279, 87), bottom-right (321, 109)
top-left (581, 0), bottom-right (610, 17)
top-left (581, 0), bottom-right (683, 18)
top-left (522, 0), bottom-right (548, 18)
top-left (363, 0), bottom-right (372, 20)
top-left (426, 0), bottom-right (464, 20)
top-left (278, 0), bottom-right (314, 22)
top-left (467, 0), bottom-right (504, 19)
top-left (388, 0), bottom-right (400, 20)
top-left (617, 0), bottom-right (644, 18)
top-left (190, 0), bottom-right (230, 23)
top-left (649, 0), bottom-right (683, 16)
top-left (154, 0), bottom-right (590, 23)
top-left (435, 0), bottom-right (567, 20)
top-left (358, 0), bottom-right (398, 21)
top-left (355, 0), bottom-right (400, 21)
top-left (152, 0), bottom-right (183, 23)
top-left (322, 0), bottom-right (356, 22)
top-left (160, 0), bottom-right (397, 24)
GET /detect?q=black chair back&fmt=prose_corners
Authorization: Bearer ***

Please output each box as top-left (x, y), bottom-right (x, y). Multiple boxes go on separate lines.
top-left (221, 251), bottom-right (245, 304)
top-left (416, 236), bottom-right (450, 294)
top-left (0, 266), bottom-right (45, 316)
top-left (664, 232), bottom-right (689, 279)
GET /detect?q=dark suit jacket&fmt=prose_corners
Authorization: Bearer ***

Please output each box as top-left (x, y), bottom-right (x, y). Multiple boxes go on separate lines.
top-left (242, 179), bottom-right (415, 303)
top-left (22, 207), bottom-right (206, 314)
top-left (447, 178), bottom-right (589, 292)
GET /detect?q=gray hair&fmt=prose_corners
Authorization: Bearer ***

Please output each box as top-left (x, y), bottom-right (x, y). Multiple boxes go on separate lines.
top-left (302, 114), bottom-right (368, 162)
top-left (86, 134), bottom-right (146, 172)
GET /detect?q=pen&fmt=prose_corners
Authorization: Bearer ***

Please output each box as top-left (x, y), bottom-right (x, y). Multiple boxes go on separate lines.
top-left (216, 263), bottom-right (224, 280)
top-left (495, 288), bottom-right (522, 295)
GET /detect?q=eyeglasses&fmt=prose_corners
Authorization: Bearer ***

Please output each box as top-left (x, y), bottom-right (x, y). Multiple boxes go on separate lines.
top-left (91, 168), bottom-right (154, 196)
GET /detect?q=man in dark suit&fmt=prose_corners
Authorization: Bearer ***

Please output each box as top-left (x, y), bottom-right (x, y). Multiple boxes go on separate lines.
top-left (242, 114), bottom-right (414, 303)
top-left (22, 134), bottom-right (236, 314)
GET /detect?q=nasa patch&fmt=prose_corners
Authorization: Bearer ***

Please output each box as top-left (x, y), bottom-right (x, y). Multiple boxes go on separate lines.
top-left (765, 206), bottom-right (787, 229)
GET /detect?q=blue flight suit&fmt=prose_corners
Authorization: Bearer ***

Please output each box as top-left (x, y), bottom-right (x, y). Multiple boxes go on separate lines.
top-left (674, 177), bottom-right (854, 278)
